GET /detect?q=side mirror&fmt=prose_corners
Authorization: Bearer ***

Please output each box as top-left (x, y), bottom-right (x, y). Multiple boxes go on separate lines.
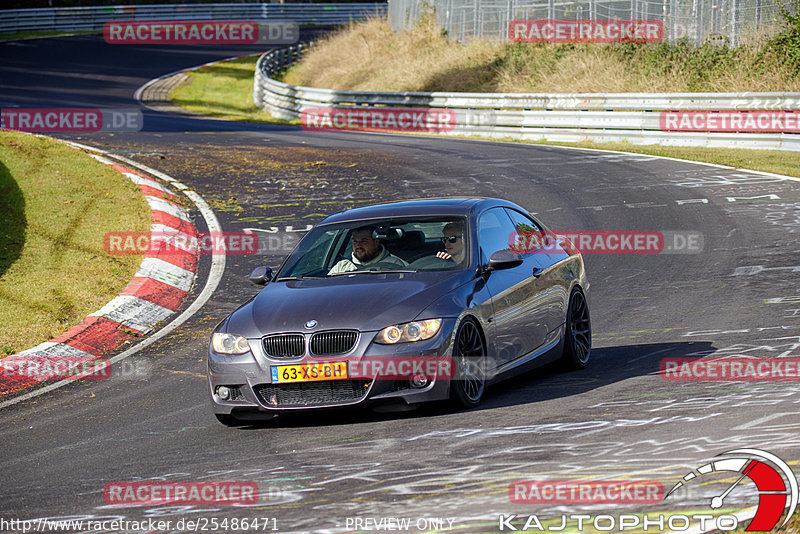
top-left (249, 266), bottom-right (273, 286)
top-left (486, 250), bottom-right (523, 272)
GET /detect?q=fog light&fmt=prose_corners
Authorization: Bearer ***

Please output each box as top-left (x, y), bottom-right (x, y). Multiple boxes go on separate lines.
top-left (217, 386), bottom-right (231, 400)
top-left (410, 375), bottom-right (428, 388)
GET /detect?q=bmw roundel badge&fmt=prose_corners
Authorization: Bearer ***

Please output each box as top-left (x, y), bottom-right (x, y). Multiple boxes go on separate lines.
top-left (305, 320), bottom-right (317, 329)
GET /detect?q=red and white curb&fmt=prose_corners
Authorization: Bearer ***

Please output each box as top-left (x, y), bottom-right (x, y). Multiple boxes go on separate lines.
top-left (1, 149), bottom-right (200, 396)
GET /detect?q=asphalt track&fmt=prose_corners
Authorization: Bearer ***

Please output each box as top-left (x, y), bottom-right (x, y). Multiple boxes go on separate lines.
top-left (1, 33), bottom-right (800, 534)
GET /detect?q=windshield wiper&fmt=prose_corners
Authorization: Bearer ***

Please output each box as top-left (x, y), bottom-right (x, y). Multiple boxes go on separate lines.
top-left (276, 275), bottom-right (324, 281)
top-left (328, 269), bottom-right (418, 276)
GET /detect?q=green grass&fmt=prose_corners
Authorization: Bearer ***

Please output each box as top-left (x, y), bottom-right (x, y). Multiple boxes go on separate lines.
top-left (512, 140), bottom-right (800, 179)
top-left (0, 30), bottom-right (96, 42)
top-left (0, 132), bottom-right (150, 355)
top-left (168, 55), bottom-right (294, 125)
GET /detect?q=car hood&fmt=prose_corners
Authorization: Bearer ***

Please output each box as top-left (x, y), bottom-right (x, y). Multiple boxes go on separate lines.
top-left (226, 272), bottom-right (467, 336)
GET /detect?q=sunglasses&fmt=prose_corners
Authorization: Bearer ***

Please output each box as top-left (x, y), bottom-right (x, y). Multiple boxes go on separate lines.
top-left (441, 236), bottom-right (462, 243)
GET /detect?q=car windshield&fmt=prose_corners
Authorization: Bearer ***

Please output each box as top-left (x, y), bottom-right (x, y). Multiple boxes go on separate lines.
top-left (277, 217), bottom-right (469, 279)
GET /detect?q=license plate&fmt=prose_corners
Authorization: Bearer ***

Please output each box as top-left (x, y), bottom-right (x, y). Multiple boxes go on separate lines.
top-left (270, 361), bottom-right (348, 383)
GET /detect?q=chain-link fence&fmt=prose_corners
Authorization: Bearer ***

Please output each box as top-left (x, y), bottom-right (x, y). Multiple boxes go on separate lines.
top-left (389, 0), bottom-right (790, 46)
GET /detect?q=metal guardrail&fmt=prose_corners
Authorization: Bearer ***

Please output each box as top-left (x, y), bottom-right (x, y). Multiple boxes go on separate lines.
top-left (0, 3), bottom-right (387, 34)
top-left (254, 43), bottom-right (800, 152)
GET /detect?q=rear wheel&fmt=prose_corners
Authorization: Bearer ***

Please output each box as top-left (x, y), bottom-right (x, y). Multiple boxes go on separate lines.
top-left (562, 287), bottom-right (591, 369)
top-left (450, 318), bottom-right (486, 408)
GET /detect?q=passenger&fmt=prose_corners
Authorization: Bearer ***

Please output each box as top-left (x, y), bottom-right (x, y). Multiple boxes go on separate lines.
top-left (328, 225), bottom-right (408, 274)
top-left (436, 221), bottom-right (466, 263)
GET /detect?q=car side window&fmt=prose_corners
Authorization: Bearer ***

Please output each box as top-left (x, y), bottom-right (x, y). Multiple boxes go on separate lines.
top-left (504, 208), bottom-right (544, 255)
top-left (478, 207), bottom-right (518, 265)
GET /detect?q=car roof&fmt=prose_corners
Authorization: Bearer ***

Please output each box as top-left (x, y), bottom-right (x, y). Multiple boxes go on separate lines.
top-left (318, 197), bottom-right (524, 225)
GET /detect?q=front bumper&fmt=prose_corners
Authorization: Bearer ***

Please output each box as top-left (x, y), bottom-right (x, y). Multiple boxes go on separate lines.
top-left (207, 319), bottom-right (457, 415)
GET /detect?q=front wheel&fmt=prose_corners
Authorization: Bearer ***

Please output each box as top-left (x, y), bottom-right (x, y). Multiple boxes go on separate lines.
top-left (562, 287), bottom-right (591, 370)
top-left (450, 318), bottom-right (486, 409)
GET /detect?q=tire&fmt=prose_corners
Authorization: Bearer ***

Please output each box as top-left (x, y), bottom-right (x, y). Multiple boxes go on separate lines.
top-left (215, 413), bottom-right (244, 427)
top-left (450, 318), bottom-right (487, 409)
top-left (562, 287), bottom-right (591, 370)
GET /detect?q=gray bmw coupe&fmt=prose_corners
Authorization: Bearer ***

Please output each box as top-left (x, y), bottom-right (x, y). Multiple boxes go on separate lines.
top-left (208, 198), bottom-right (590, 425)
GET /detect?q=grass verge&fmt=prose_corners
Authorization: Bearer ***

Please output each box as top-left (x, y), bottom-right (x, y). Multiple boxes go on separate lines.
top-left (283, 17), bottom-right (800, 93)
top-left (0, 30), bottom-right (96, 42)
top-left (509, 140), bottom-right (800, 178)
top-left (168, 55), bottom-right (294, 125)
top-left (0, 132), bottom-right (149, 356)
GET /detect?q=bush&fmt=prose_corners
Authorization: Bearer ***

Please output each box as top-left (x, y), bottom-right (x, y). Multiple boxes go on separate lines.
top-left (765, 0), bottom-right (800, 73)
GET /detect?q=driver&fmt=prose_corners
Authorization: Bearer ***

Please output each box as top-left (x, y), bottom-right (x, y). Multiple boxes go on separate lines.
top-left (435, 221), bottom-right (466, 264)
top-left (328, 225), bottom-right (408, 274)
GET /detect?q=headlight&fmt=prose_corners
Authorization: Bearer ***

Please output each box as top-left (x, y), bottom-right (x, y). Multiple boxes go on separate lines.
top-left (374, 319), bottom-right (442, 344)
top-left (211, 332), bottom-right (251, 354)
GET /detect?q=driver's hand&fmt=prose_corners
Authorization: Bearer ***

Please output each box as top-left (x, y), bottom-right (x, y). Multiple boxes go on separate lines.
top-left (436, 251), bottom-right (452, 260)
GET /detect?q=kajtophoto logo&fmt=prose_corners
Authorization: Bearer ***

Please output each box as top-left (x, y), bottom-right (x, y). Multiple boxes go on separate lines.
top-left (499, 449), bottom-right (797, 531)
top-left (665, 448), bottom-right (798, 531)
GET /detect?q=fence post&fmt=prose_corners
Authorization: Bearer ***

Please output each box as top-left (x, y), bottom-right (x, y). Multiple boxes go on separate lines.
top-left (506, 0), bottom-right (512, 42)
top-left (756, 0), bottom-right (762, 28)
top-left (475, 0), bottom-right (480, 39)
top-left (445, 0), bottom-right (453, 39)
top-left (670, 0), bottom-right (677, 43)
top-left (694, 0), bottom-right (703, 46)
